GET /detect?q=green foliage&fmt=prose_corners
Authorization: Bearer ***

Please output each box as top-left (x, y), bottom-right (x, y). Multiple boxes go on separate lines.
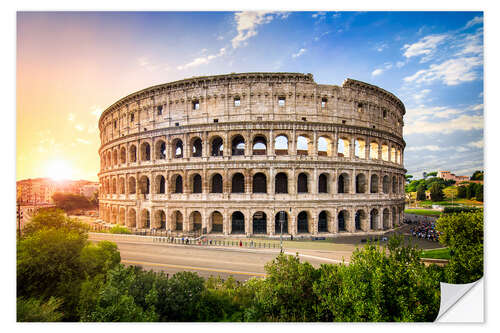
top-left (23, 208), bottom-right (89, 236)
top-left (416, 184), bottom-right (426, 201)
top-left (475, 184), bottom-right (483, 202)
top-left (429, 182), bottom-right (444, 202)
top-left (457, 185), bottom-right (467, 198)
top-left (436, 211), bottom-right (483, 284)
top-left (52, 192), bottom-right (93, 212)
top-left (17, 297), bottom-right (64, 322)
top-left (405, 175), bottom-right (413, 183)
top-left (80, 241), bottom-right (121, 277)
top-left (108, 225), bottom-right (131, 234)
top-left (470, 170), bottom-right (484, 181)
top-left (420, 248), bottom-right (451, 260)
top-left (427, 172), bottom-right (437, 177)
top-left (443, 206), bottom-right (481, 214)
top-left (404, 209), bottom-right (442, 217)
top-left (466, 185), bottom-right (473, 199)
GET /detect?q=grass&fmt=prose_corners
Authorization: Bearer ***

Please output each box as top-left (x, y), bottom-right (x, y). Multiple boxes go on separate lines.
top-left (420, 248), bottom-right (451, 260)
top-left (404, 209), bottom-right (442, 217)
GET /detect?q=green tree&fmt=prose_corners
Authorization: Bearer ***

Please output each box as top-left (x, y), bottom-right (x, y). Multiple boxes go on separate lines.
top-left (427, 171), bottom-right (438, 177)
top-left (466, 184), bottom-right (473, 199)
top-left (52, 192), bottom-right (92, 212)
top-left (470, 170), bottom-right (484, 181)
top-left (429, 182), bottom-right (444, 202)
top-left (416, 183), bottom-right (426, 201)
top-left (23, 208), bottom-right (88, 237)
top-left (405, 175), bottom-right (413, 183)
top-left (475, 184), bottom-right (483, 202)
top-left (17, 297), bottom-right (64, 322)
top-left (436, 211), bottom-right (483, 284)
top-left (457, 185), bottom-right (467, 198)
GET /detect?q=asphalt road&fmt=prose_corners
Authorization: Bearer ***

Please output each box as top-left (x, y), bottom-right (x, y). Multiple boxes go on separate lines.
top-left (91, 237), bottom-right (340, 281)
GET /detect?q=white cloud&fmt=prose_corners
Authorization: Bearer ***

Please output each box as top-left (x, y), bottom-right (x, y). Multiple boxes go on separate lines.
top-left (216, 35), bottom-right (224, 41)
top-left (292, 48), bottom-right (306, 58)
top-left (312, 12), bottom-right (326, 19)
top-left (396, 61), bottom-right (406, 68)
top-left (468, 139), bottom-right (484, 148)
top-left (404, 114), bottom-right (483, 135)
top-left (406, 145), bottom-right (442, 152)
top-left (464, 16), bottom-right (483, 30)
top-left (406, 105), bottom-right (464, 122)
top-left (470, 103), bottom-right (483, 111)
top-left (402, 34), bottom-right (448, 59)
top-left (403, 56), bottom-right (482, 86)
top-left (456, 29), bottom-right (483, 56)
top-left (231, 11), bottom-right (275, 49)
top-left (371, 68), bottom-right (383, 76)
top-left (177, 47), bottom-right (226, 70)
top-left (456, 146), bottom-right (468, 152)
top-left (375, 43), bottom-right (388, 52)
top-left (413, 89), bottom-right (431, 101)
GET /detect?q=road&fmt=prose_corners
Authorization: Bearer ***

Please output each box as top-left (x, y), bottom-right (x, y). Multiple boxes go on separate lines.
top-left (90, 236), bottom-right (343, 281)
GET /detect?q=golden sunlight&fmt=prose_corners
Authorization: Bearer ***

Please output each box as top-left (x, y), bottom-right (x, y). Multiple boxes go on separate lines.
top-left (45, 159), bottom-right (73, 181)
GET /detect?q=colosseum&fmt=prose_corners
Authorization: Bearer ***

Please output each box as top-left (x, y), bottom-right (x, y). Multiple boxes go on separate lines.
top-left (98, 72), bottom-right (406, 238)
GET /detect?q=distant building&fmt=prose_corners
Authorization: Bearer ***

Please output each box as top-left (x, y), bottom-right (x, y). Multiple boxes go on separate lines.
top-left (16, 178), bottom-right (98, 204)
top-left (437, 171), bottom-right (470, 184)
top-left (80, 183), bottom-right (99, 198)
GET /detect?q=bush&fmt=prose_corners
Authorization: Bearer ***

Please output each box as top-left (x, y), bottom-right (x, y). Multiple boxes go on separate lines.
top-left (52, 192), bottom-right (93, 212)
top-left (457, 186), bottom-right (467, 198)
top-left (17, 297), bottom-right (64, 322)
top-left (443, 206), bottom-right (480, 214)
top-left (475, 184), bottom-right (483, 202)
top-left (429, 182), bottom-right (444, 202)
top-left (108, 225), bottom-right (131, 234)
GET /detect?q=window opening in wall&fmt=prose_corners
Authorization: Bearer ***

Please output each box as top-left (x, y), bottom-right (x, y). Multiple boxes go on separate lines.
top-left (355, 139), bottom-right (366, 158)
top-left (213, 119), bottom-right (218, 123)
top-left (175, 122), bottom-right (179, 127)
top-left (318, 173), bottom-right (328, 193)
top-left (318, 136), bottom-right (332, 156)
top-left (252, 173), bottom-right (267, 193)
top-left (257, 116), bottom-right (263, 121)
top-left (370, 174), bottom-right (379, 193)
top-left (337, 138), bottom-right (350, 157)
top-left (383, 109), bottom-right (387, 119)
top-left (297, 173), bottom-right (308, 193)
top-left (157, 106), bottom-right (163, 115)
top-left (275, 173), bottom-right (288, 193)
top-left (211, 211), bottom-right (223, 233)
top-left (231, 212), bottom-right (245, 234)
top-left (234, 97), bottom-right (241, 107)
top-left (211, 137), bottom-right (224, 156)
top-left (231, 135), bottom-right (245, 156)
top-left (278, 96), bottom-right (285, 107)
top-left (253, 212), bottom-right (267, 234)
top-left (342, 120), bottom-right (346, 124)
top-left (275, 212), bottom-right (288, 234)
top-left (338, 211), bottom-right (346, 231)
top-left (130, 113), bottom-right (135, 122)
top-left (174, 175), bottom-right (183, 193)
top-left (357, 103), bottom-right (363, 112)
top-left (192, 174), bottom-right (202, 193)
top-left (252, 136), bottom-right (267, 155)
top-left (318, 211), bottom-right (328, 232)
top-left (297, 211), bottom-right (308, 233)
top-left (211, 174), bottom-right (223, 193)
top-left (370, 209), bottom-right (378, 230)
top-left (321, 97), bottom-right (327, 108)
top-left (192, 100), bottom-right (200, 110)
top-left (231, 173), bottom-right (245, 193)
top-left (297, 136), bottom-right (310, 155)
top-left (114, 120), bottom-right (117, 129)
top-left (302, 117), bottom-right (307, 121)
top-left (274, 135), bottom-right (289, 155)
top-left (192, 138), bottom-right (202, 157)
top-left (174, 140), bottom-right (183, 158)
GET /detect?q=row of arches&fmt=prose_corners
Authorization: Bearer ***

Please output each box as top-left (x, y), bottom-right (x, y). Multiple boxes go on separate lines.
top-left (99, 206), bottom-right (403, 234)
top-left (101, 171), bottom-right (404, 196)
top-left (101, 133), bottom-right (403, 169)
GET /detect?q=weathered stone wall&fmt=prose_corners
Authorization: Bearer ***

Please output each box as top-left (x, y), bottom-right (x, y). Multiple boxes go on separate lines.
top-left (98, 72), bottom-right (406, 237)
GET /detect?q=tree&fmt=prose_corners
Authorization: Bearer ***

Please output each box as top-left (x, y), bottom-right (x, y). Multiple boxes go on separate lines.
top-left (23, 208), bottom-right (88, 236)
top-left (466, 184), bottom-right (473, 199)
top-left (17, 297), bottom-right (64, 322)
top-left (416, 184), bottom-right (426, 201)
top-left (475, 184), bottom-right (483, 202)
top-left (471, 170), bottom-right (484, 181)
top-left (405, 175), bottom-right (413, 183)
top-left (436, 211), bottom-right (483, 284)
top-left (52, 192), bottom-right (92, 212)
top-left (429, 182), bottom-right (444, 202)
top-left (457, 185), bottom-right (467, 198)
top-left (427, 171), bottom-right (437, 177)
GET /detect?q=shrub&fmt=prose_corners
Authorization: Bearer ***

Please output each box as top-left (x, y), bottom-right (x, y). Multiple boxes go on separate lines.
top-left (429, 182), bottom-right (444, 202)
top-left (108, 225), bottom-right (131, 234)
top-left (17, 297), bottom-right (64, 322)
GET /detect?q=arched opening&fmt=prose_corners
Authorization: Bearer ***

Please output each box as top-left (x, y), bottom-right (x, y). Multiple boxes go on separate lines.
top-left (370, 209), bottom-right (379, 230)
top-left (231, 173), bottom-right (245, 193)
top-left (274, 135), bottom-right (289, 155)
top-left (231, 211), bottom-right (245, 234)
top-left (140, 142), bottom-right (151, 161)
top-left (274, 211), bottom-right (289, 234)
top-left (128, 177), bottom-right (136, 194)
top-left (318, 211), bottom-right (328, 233)
top-left (381, 144), bottom-right (389, 161)
top-left (156, 175), bottom-right (165, 194)
top-left (370, 174), bottom-right (379, 193)
top-left (297, 135), bottom-right (310, 155)
top-left (192, 138), bottom-right (202, 157)
top-left (318, 173), bottom-right (328, 193)
top-left (128, 208), bottom-right (136, 228)
top-left (370, 142), bottom-right (379, 159)
top-left (173, 139), bottom-right (183, 158)
top-left (155, 210), bottom-right (166, 229)
top-left (297, 211), bottom-right (309, 233)
top-left (297, 173), bottom-right (308, 193)
top-left (174, 211), bottom-right (183, 231)
top-left (356, 173), bottom-right (367, 193)
top-left (210, 173), bottom-right (223, 193)
top-left (317, 136), bottom-right (333, 156)
top-left (129, 145), bottom-right (137, 163)
top-left (392, 176), bottom-right (398, 194)
top-left (231, 135), bottom-right (245, 156)
top-left (139, 176), bottom-right (150, 195)
top-left (113, 150), bottom-right (118, 166)
top-left (355, 210), bottom-right (366, 231)
top-left (107, 151), bottom-right (111, 167)
top-left (382, 175), bottom-right (390, 194)
top-left (155, 140), bottom-right (166, 159)
top-left (337, 138), bottom-right (350, 157)
top-left (119, 177), bottom-right (125, 194)
top-left (275, 172), bottom-right (288, 193)
top-left (111, 207), bottom-right (117, 224)
top-left (119, 207), bottom-right (126, 225)
top-left (192, 174), bottom-right (202, 193)
top-left (338, 173), bottom-right (349, 194)
top-left (210, 211), bottom-right (223, 233)
top-left (191, 211), bottom-right (202, 231)
top-left (252, 173), bottom-right (267, 193)
top-left (383, 208), bottom-right (390, 229)
top-left (252, 211), bottom-right (267, 234)
top-left (252, 136), bottom-right (267, 155)
top-left (338, 210), bottom-right (348, 232)
top-left (210, 136), bottom-right (224, 157)
top-left (120, 147), bottom-right (126, 164)
top-left (355, 139), bottom-right (366, 158)
top-left (174, 175), bottom-right (183, 194)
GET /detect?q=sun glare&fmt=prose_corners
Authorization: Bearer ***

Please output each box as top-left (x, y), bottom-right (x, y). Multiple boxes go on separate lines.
top-left (46, 160), bottom-right (73, 181)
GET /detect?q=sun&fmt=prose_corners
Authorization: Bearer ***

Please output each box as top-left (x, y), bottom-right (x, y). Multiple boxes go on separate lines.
top-left (45, 159), bottom-right (73, 181)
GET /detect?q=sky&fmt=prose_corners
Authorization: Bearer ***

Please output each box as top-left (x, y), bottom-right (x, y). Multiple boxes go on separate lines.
top-left (16, 11), bottom-right (484, 181)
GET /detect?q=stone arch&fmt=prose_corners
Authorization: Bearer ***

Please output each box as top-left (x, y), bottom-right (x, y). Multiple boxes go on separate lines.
top-left (210, 173), bottom-right (223, 193)
top-left (120, 147), bottom-right (126, 164)
top-left (191, 173), bottom-right (202, 193)
top-left (138, 175), bottom-right (150, 194)
top-left (155, 139), bottom-right (166, 159)
top-left (252, 135), bottom-right (267, 155)
top-left (140, 209), bottom-right (150, 229)
top-left (173, 138), bottom-right (183, 158)
top-left (370, 209), bottom-right (379, 230)
top-left (356, 173), bottom-right (367, 193)
top-left (111, 206), bottom-right (118, 224)
top-left (355, 138), bottom-right (366, 158)
top-left (107, 151), bottom-right (111, 167)
top-left (210, 211), bottom-right (223, 233)
top-left (190, 211), bottom-right (202, 231)
top-left (172, 174), bottom-right (183, 194)
top-left (318, 210), bottom-right (329, 233)
top-left (381, 143), bottom-right (389, 161)
top-left (231, 172), bottom-right (245, 193)
top-left (252, 211), bottom-right (267, 234)
top-left (119, 207), bottom-right (126, 225)
top-left (318, 173), bottom-right (329, 193)
top-left (337, 137), bottom-right (350, 157)
top-left (275, 172), bottom-right (288, 194)
top-left (129, 145), bottom-right (137, 162)
top-left (252, 172), bottom-right (267, 193)
top-left (231, 135), bottom-right (245, 156)
top-left (370, 141), bottom-right (379, 159)
top-left (355, 210), bottom-right (367, 231)
top-left (370, 174), bottom-right (379, 193)
top-left (118, 177), bottom-right (125, 194)
top-left (140, 142), bottom-right (151, 161)
top-left (155, 209), bottom-right (166, 229)
top-left (209, 136), bottom-right (224, 157)
top-left (383, 208), bottom-right (390, 229)
top-left (382, 175), bottom-right (390, 194)
top-left (274, 134), bottom-right (289, 155)
top-left (391, 147), bottom-right (396, 163)
top-left (297, 211), bottom-right (310, 233)
top-left (191, 137), bottom-right (203, 157)
top-left (338, 210), bottom-right (349, 232)
top-left (128, 176), bottom-right (136, 194)
top-left (231, 211), bottom-right (245, 234)
top-left (274, 211), bottom-right (289, 234)
top-left (296, 135), bottom-right (311, 155)
top-left (127, 208), bottom-right (137, 228)
top-left (297, 172), bottom-right (309, 193)
top-left (317, 135), bottom-right (333, 156)
top-left (173, 210), bottom-right (183, 231)
top-left (338, 172), bottom-right (350, 194)
top-left (155, 175), bottom-right (166, 194)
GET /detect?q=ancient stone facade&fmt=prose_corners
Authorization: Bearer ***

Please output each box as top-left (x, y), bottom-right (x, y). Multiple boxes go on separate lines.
top-left (98, 72), bottom-right (406, 237)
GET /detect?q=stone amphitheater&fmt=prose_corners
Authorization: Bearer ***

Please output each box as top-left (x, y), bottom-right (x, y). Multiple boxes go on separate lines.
top-left (98, 72), bottom-right (406, 237)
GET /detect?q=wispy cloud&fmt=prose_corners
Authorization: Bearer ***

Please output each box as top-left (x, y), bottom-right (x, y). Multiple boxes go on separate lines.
top-left (177, 47), bottom-right (226, 70)
top-left (406, 145), bottom-right (443, 152)
top-left (404, 114), bottom-right (483, 135)
top-left (371, 62), bottom-right (392, 76)
top-left (312, 12), bottom-right (326, 19)
top-left (468, 139), bottom-right (484, 148)
top-left (402, 34), bottom-right (448, 61)
top-left (463, 16), bottom-right (483, 30)
top-left (232, 11), bottom-right (279, 49)
top-left (292, 48), bottom-right (306, 58)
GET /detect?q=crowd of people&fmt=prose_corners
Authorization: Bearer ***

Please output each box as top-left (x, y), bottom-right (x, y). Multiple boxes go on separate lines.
top-left (405, 218), bottom-right (441, 242)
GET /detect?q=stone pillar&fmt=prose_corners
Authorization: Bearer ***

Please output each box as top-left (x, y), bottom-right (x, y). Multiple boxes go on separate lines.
top-left (311, 213), bottom-right (317, 235)
top-left (268, 129), bottom-right (274, 157)
top-left (364, 137), bottom-right (370, 159)
top-left (350, 137), bottom-right (355, 159)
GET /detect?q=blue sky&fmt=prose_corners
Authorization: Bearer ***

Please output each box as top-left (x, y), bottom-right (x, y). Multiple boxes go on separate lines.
top-left (17, 11), bottom-right (484, 180)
